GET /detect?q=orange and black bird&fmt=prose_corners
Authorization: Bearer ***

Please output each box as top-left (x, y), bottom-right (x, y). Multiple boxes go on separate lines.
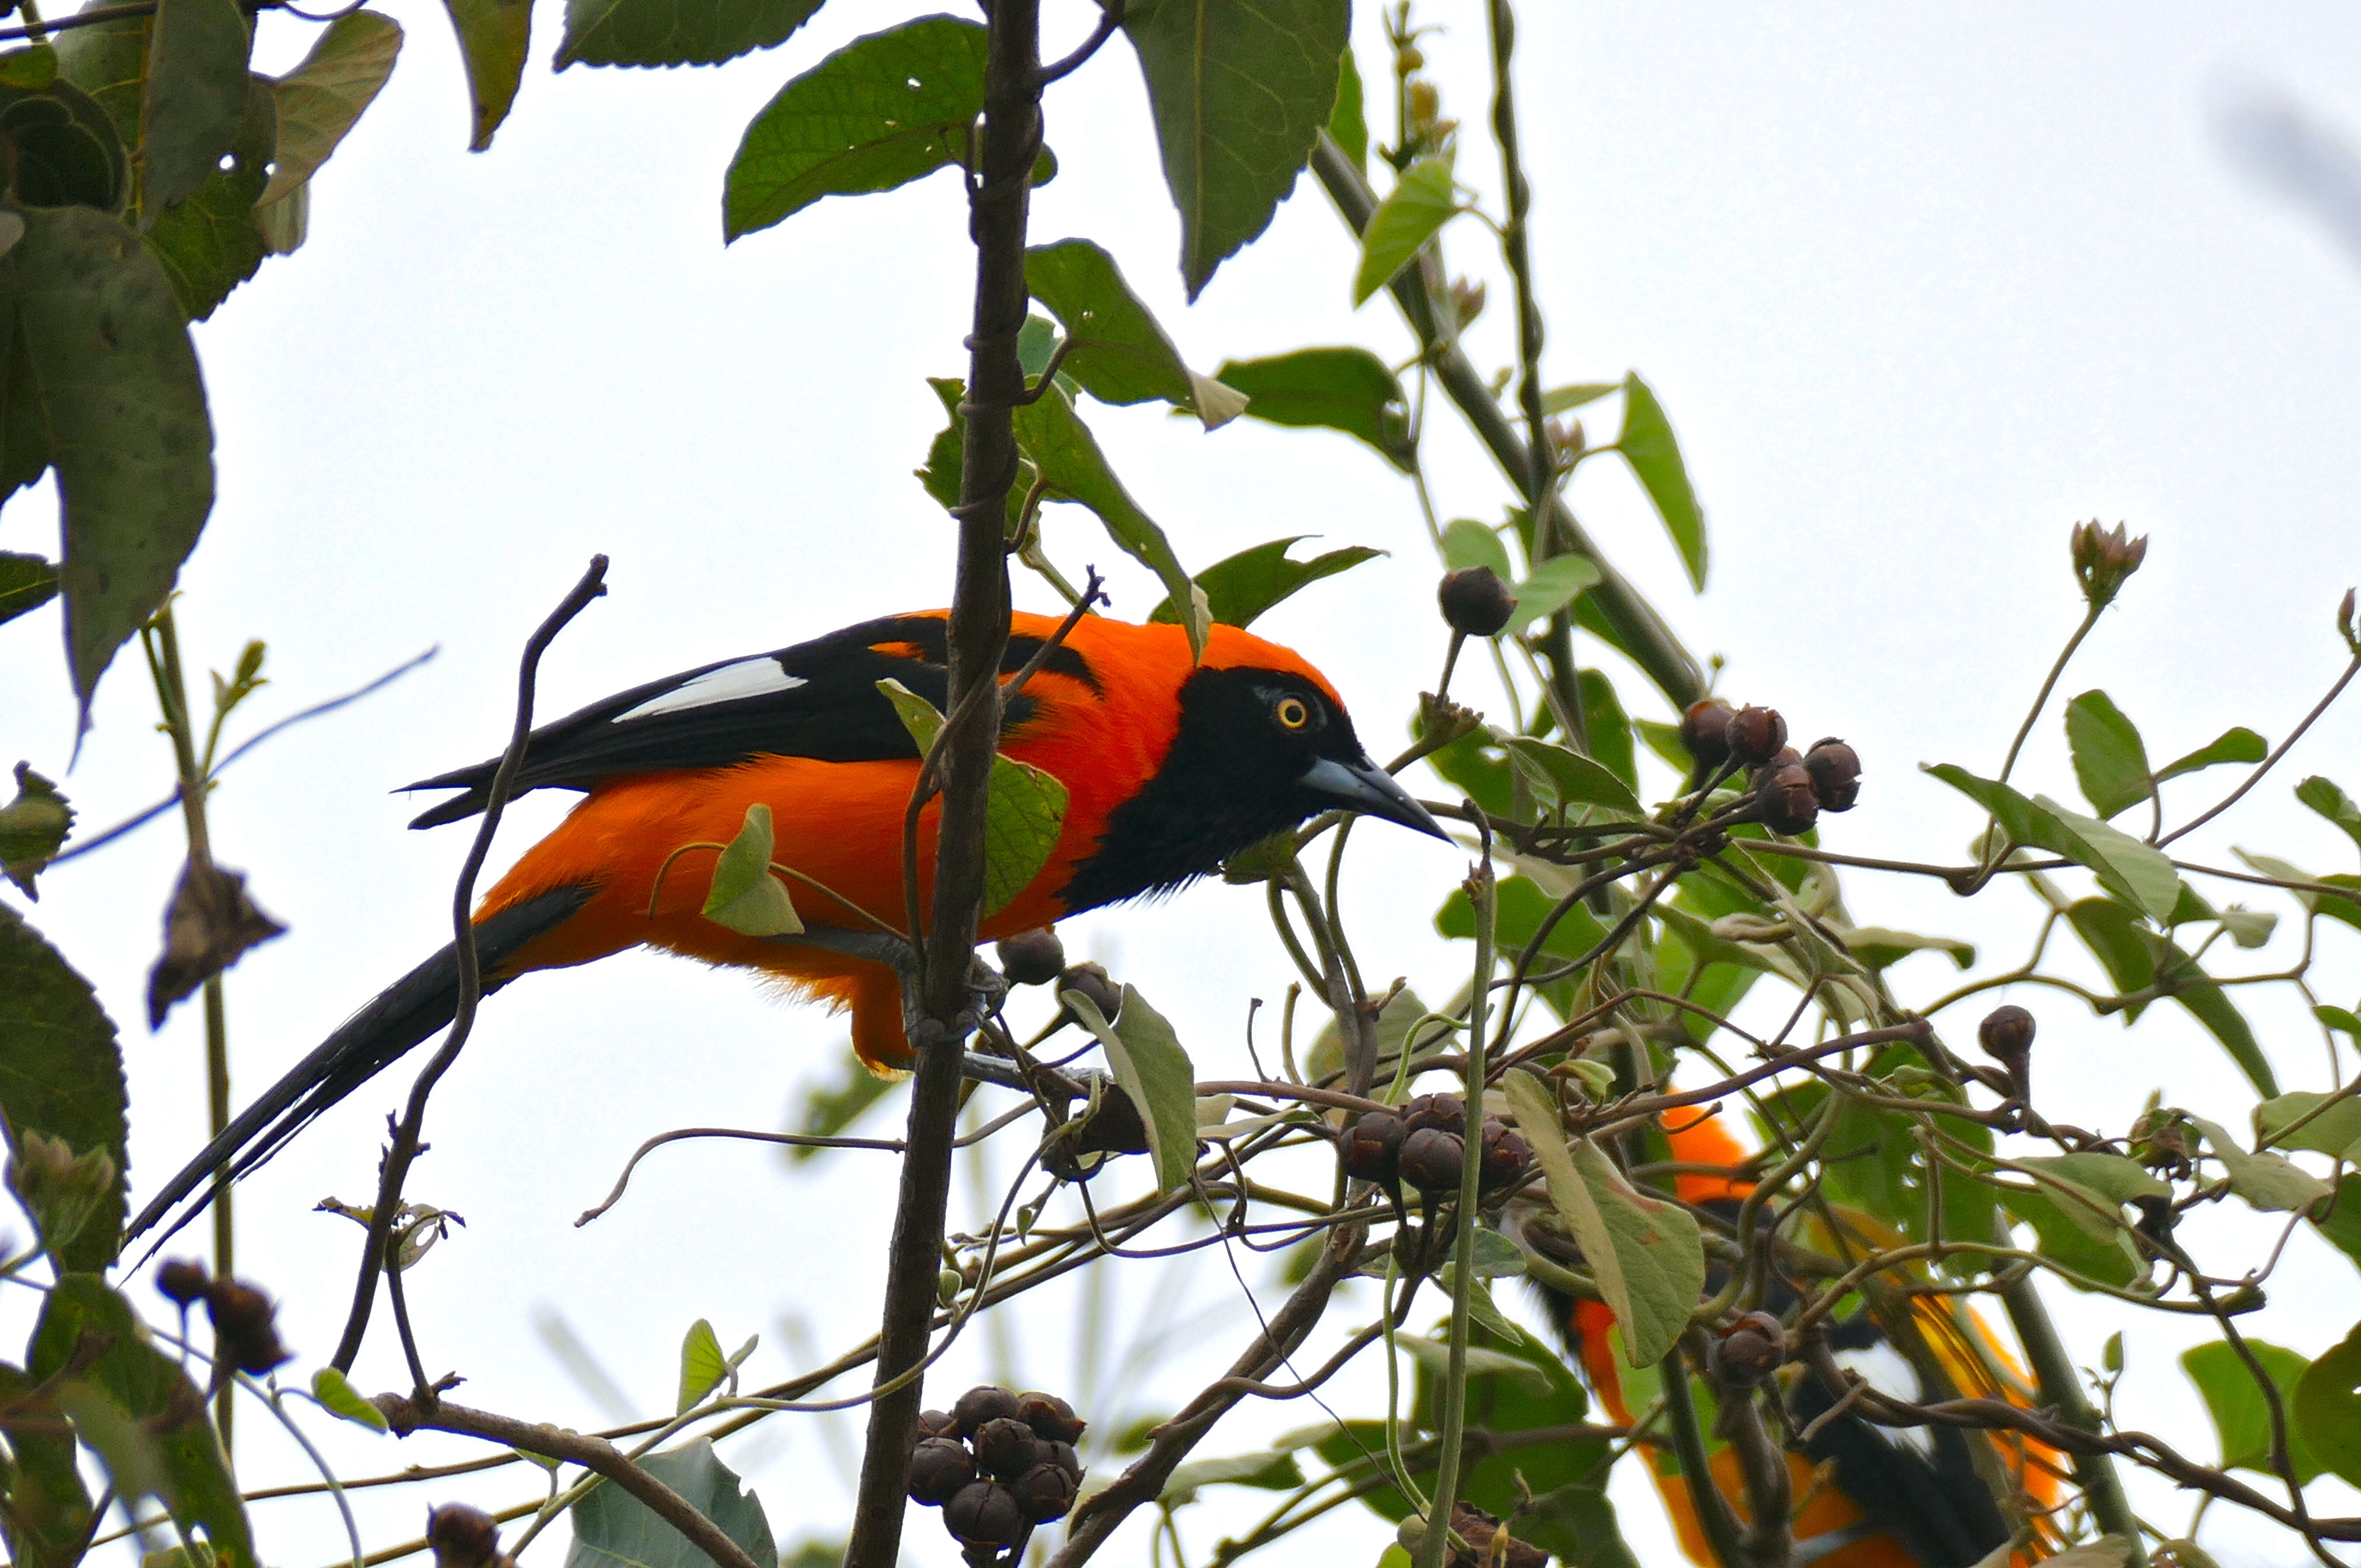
top-left (127, 609), bottom-right (1446, 1241)
top-left (1524, 1114), bottom-right (2058, 1568)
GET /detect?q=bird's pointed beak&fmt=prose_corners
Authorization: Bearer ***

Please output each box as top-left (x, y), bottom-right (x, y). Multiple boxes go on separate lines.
top-left (1299, 756), bottom-right (1452, 840)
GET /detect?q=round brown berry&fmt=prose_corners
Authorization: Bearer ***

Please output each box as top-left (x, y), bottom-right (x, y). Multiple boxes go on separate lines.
top-left (1756, 755), bottom-right (1819, 836)
top-left (943, 1480), bottom-right (1026, 1547)
top-left (915, 1408), bottom-right (960, 1443)
top-left (156, 1258), bottom-right (210, 1307)
top-left (1724, 706), bottom-right (1788, 767)
top-left (1011, 1458), bottom-right (1081, 1523)
top-left (1056, 962), bottom-right (1123, 1026)
top-left (426, 1504), bottom-right (504, 1568)
top-left (1340, 1111), bottom-right (1407, 1185)
top-left (1438, 567), bottom-right (1517, 638)
top-left (1479, 1119), bottom-right (1532, 1190)
top-left (204, 1280), bottom-right (293, 1375)
top-left (1401, 1093), bottom-right (1466, 1138)
top-left (1710, 1312), bottom-right (1785, 1389)
top-left (972, 1416), bottom-right (1044, 1480)
top-left (1398, 1127), bottom-right (1466, 1194)
top-left (1015, 1390), bottom-right (1086, 1445)
top-left (1979, 1005), bottom-right (2035, 1065)
top-left (1802, 738), bottom-right (1861, 812)
top-left (995, 928), bottom-right (1066, 987)
top-left (951, 1384), bottom-right (1020, 1437)
top-left (1679, 700), bottom-right (1736, 769)
top-left (907, 1437), bottom-right (976, 1505)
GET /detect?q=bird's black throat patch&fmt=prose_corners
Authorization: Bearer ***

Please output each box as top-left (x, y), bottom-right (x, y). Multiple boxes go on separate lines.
top-left (1057, 665), bottom-right (1364, 913)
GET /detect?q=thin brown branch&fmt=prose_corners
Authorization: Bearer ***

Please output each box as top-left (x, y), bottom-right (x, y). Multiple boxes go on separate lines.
top-left (329, 556), bottom-right (608, 1375)
top-left (1046, 1214), bottom-right (1370, 1565)
top-left (372, 1396), bottom-right (761, 1568)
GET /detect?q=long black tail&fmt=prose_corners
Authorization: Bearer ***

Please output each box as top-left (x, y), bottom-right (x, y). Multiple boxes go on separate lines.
top-left (124, 884), bottom-right (595, 1248)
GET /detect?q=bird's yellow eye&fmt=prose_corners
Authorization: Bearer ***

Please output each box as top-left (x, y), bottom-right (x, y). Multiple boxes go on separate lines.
top-left (1274, 696), bottom-right (1311, 730)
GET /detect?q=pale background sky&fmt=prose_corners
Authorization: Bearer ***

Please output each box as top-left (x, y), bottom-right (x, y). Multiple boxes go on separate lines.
top-left (4, 4), bottom-right (2361, 1566)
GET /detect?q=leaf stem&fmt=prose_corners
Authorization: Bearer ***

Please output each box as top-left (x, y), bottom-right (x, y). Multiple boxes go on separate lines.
top-left (1413, 835), bottom-right (1495, 1568)
top-left (143, 604), bottom-right (234, 1453)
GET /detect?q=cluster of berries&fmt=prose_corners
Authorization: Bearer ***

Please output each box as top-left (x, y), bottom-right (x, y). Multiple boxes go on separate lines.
top-left (1678, 699), bottom-right (1862, 837)
top-left (156, 1257), bottom-right (293, 1375)
top-left (1338, 1093), bottom-right (1532, 1198)
top-left (909, 1385), bottom-right (1087, 1558)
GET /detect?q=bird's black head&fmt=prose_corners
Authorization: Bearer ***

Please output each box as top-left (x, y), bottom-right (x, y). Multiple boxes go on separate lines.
top-left (1057, 663), bottom-right (1448, 913)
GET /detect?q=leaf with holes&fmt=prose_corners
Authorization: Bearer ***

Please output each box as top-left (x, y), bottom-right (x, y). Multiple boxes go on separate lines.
top-left (1616, 374), bottom-right (1705, 590)
top-left (724, 17), bottom-right (986, 242)
top-left (1011, 380), bottom-right (1206, 658)
top-left (2064, 690), bottom-right (2151, 818)
top-left (1506, 1069), bottom-right (1702, 1367)
top-left (700, 804), bottom-right (801, 936)
top-left (139, 0), bottom-right (252, 214)
top-left (1351, 155), bottom-right (1455, 305)
top-left (1150, 535), bottom-right (1382, 630)
top-left (146, 73), bottom-right (273, 320)
top-left (264, 10), bottom-right (400, 201)
top-left (1214, 346), bottom-right (1412, 469)
top-left (1123, 0), bottom-right (1347, 299)
top-left (1063, 985), bottom-right (1196, 1193)
top-left (559, 0), bottom-right (820, 69)
top-left (2181, 1339), bottom-right (2320, 1483)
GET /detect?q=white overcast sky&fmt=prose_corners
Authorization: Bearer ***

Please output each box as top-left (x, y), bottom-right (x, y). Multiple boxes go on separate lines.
top-left (5, 4), bottom-right (2361, 1566)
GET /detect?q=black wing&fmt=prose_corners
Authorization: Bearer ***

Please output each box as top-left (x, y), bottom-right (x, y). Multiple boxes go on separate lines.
top-left (403, 614), bottom-right (1095, 828)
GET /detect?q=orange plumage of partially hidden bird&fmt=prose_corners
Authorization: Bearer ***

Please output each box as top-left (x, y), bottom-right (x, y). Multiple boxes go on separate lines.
top-left (1528, 1114), bottom-right (2063, 1568)
top-left (126, 609), bottom-right (1446, 1242)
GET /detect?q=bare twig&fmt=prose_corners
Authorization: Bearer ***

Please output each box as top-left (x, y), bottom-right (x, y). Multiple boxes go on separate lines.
top-left (329, 558), bottom-right (609, 1376)
top-left (48, 647), bottom-right (437, 868)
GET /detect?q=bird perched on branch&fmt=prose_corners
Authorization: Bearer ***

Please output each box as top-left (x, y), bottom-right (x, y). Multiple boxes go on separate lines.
top-left (1524, 1113), bottom-right (2062, 1568)
top-left (128, 609), bottom-right (1445, 1242)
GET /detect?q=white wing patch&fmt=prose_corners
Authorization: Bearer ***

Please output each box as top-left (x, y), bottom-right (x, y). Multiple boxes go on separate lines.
top-left (1833, 1342), bottom-right (1935, 1458)
top-left (615, 658), bottom-right (805, 721)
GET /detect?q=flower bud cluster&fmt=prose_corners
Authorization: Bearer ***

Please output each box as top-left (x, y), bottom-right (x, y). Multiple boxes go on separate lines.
top-left (1337, 1093), bottom-right (1532, 1197)
top-left (2071, 520), bottom-right (2149, 607)
top-left (910, 1385), bottom-right (1088, 1554)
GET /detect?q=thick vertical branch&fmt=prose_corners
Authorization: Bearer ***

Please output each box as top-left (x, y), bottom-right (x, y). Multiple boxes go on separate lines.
top-left (840, 5), bottom-right (1037, 1563)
